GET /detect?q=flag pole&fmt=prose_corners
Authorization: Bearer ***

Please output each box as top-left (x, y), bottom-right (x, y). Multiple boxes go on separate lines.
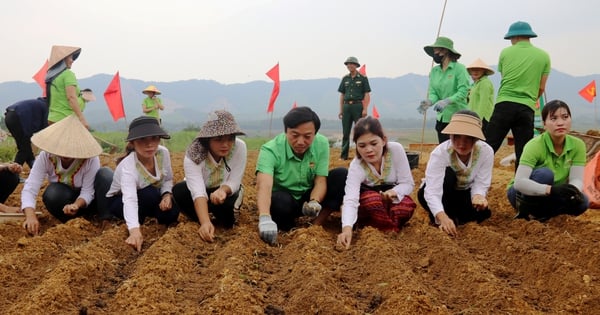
top-left (419, 0), bottom-right (448, 157)
top-left (268, 112), bottom-right (273, 138)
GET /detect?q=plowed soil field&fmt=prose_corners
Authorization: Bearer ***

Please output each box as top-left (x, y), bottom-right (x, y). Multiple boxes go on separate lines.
top-left (1, 145), bottom-right (599, 314)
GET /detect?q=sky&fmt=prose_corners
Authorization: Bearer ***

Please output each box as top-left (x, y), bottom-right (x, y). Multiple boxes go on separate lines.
top-left (1, 0), bottom-right (596, 84)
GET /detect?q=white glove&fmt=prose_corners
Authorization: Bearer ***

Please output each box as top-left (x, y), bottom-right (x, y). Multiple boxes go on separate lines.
top-left (258, 214), bottom-right (278, 244)
top-left (302, 200), bottom-right (322, 217)
top-left (433, 98), bottom-right (451, 112)
top-left (417, 100), bottom-right (432, 114)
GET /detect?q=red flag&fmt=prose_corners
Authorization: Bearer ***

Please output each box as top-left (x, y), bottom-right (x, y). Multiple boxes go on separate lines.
top-left (292, 101), bottom-right (297, 109)
top-left (266, 63), bottom-right (280, 113)
top-left (579, 80), bottom-right (596, 103)
top-left (33, 60), bottom-right (49, 97)
top-left (358, 64), bottom-right (367, 76)
top-left (372, 105), bottom-right (380, 119)
top-left (103, 72), bottom-right (125, 121)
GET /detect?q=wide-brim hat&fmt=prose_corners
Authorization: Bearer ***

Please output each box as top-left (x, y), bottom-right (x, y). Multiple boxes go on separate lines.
top-left (441, 113), bottom-right (485, 140)
top-left (344, 56), bottom-right (360, 67)
top-left (31, 115), bottom-right (102, 159)
top-left (504, 21), bottom-right (537, 39)
top-left (467, 58), bottom-right (495, 76)
top-left (142, 85), bottom-right (161, 95)
top-left (424, 36), bottom-right (461, 58)
top-left (196, 110), bottom-right (245, 139)
top-left (48, 45), bottom-right (81, 69)
top-left (126, 116), bottom-right (170, 142)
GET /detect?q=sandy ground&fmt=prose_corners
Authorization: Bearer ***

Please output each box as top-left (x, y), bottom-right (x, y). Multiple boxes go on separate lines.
top-left (0, 145), bottom-right (599, 314)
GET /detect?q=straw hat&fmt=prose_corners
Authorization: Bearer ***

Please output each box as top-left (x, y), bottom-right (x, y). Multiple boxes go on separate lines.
top-left (467, 58), bottom-right (495, 76)
top-left (504, 21), bottom-right (537, 39)
top-left (196, 110), bottom-right (245, 139)
top-left (441, 113), bottom-right (485, 140)
top-left (142, 85), bottom-right (161, 95)
top-left (31, 115), bottom-right (102, 159)
top-left (126, 116), bottom-right (170, 141)
top-left (48, 45), bottom-right (81, 69)
top-left (424, 37), bottom-right (461, 58)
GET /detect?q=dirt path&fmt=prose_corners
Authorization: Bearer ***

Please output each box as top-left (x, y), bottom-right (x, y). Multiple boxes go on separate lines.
top-left (0, 146), bottom-right (599, 314)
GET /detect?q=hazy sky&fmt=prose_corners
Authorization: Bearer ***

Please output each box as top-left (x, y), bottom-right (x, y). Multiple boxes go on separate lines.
top-left (1, 0), bottom-right (596, 84)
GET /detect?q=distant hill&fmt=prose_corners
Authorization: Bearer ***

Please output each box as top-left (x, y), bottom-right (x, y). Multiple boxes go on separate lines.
top-left (0, 69), bottom-right (598, 132)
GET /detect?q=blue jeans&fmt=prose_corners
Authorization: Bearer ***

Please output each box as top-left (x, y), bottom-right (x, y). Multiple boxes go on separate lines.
top-left (507, 168), bottom-right (589, 219)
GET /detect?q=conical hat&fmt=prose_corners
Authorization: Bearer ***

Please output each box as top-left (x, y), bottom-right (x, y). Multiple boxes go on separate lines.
top-left (142, 85), bottom-right (161, 95)
top-left (467, 58), bottom-right (495, 76)
top-left (31, 115), bottom-right (102, 159)
top-left (48, 45), bottom-right (81, 69)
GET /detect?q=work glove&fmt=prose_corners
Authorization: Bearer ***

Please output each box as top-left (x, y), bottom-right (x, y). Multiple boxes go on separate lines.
top-left (433, 98), bottom-right (451, 112)
top-left (550, 184), bottom-right (584, 205)
top-left (258, 214), bottom-right (278, 244)
top-left (417, 100), bottom-right (432, 114)
top-left (302, 200), bottom-right (322, 217)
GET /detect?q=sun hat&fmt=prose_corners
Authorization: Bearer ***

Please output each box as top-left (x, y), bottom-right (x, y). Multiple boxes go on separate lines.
top-left (142, 85), bottom-right (161, 95)
top-left (31, 115), bottom-right (102, 159)
top-left (196, 110), bottom-right (245, 139)
top-left (504, 21), bottom-right (537, 39)
top-left (80, 88), bottom-right (96, 102)
top-left (424, 37), bottom-right (461, 58)
top-left (441, 113), bottom-right (485, 140)
top-left (344, 56), bottom-right (360, 67)
top-left (467, 58), bottom-right (495, 76)
top-left (48, 45), bottom-right (81, 69)
top-left (126, 116), bottom-right (170, 142)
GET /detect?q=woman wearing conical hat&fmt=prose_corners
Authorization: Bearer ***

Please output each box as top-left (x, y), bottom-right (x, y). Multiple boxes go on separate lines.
top-left (141, 85), bottom-right (165, 123)
top-left (467, 58), bottom-right (495, 132)
top-left (45, 45), bottom-right (89, 129)
top-left (20, 115), bottom-right (107, 235)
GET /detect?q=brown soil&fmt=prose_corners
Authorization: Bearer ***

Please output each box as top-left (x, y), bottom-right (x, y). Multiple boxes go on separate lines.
top-left (1, 145), bottom-right (599, 314)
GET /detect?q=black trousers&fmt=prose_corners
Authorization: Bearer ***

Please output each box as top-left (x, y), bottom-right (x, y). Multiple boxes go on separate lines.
top-left (173, 182), bottom-right (239, 228)
top-left (5, 111), bottom-right (35, 168)
top-left (0, 169), bottom-right (19, 203)
top-left (270, 167), bottom-right (348, 231)
top-left (485, 101), bottom-right (534, 171)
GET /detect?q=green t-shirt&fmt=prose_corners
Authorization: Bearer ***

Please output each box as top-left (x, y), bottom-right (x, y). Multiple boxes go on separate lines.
top-left (48, 69), bottom-right (79, 123)
top-left (143, 97), bottom-right (162, 118)
top-left (337, 73), bottom-right (371, 102)
top-left (518, 132), bottom-right (586, 185)
top-left (496, 41), bottom-right (551, 110)
top-left (428, 61), bottom-right (470, 122)
top-left (256, 133), bottom-right (330, 200)
top-left (468, 76), bottom-right (495, 121)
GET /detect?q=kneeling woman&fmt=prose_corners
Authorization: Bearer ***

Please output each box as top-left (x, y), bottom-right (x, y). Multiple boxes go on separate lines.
top-left (507, 100), bottom-right (588, 220)
top-left (418, 110), bottom-right (494, 237)
top-left (337, 116), bottom-right (416, 249)
top-left (173, 110), bottom-right (247, 242)
top-left (21, 115), bottom-right (103, 235)
top-left (99, 117), bottom-right (179, 251)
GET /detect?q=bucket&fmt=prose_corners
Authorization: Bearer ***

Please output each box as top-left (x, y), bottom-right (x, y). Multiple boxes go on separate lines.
top-left (406, 151), bottom-right (419, 169)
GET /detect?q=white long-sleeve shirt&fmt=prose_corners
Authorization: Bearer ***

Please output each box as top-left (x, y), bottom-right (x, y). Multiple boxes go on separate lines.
top-left (21, 151), bottom-right (100, 210)
top-left (341, 142), bottom-right (415, 228)
top-left (184, 138), bottom-right (246, 200)
top-left (423, 140), bottom-right (493, 218)
top-left (106, 145), bottom-right (173, 230)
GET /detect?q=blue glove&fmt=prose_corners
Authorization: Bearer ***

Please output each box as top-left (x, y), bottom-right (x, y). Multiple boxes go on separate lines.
top-left (417, 100), bottom-right (432, 115)
top-left (302, 200), bottom-right (322, 217)
top-left (258, 214), bottom-right (278, 244)
top-left (433, 98), bottom-right (451, 112)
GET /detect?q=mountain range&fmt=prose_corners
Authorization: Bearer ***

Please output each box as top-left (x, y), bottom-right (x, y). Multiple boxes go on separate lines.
top-left (0, 69), bottom-right (597, 132)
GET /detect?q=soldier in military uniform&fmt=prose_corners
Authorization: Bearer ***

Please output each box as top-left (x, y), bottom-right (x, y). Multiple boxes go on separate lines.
top-left (337, 56), bottom-right (371, 160)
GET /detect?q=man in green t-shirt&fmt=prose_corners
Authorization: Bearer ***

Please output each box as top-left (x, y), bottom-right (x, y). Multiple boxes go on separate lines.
top-left (485, 21), bottom-right (551, 171)
top-left (338, 56), bottom-right (371, 160)
top-left (255, 107), bottom-right (347, 244)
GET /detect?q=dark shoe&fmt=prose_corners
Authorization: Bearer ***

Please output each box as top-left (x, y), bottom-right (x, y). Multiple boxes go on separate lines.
top-left (514, 192), bottom-right (533, 220)
top-left (476, 208), bottom-right (491, 223)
